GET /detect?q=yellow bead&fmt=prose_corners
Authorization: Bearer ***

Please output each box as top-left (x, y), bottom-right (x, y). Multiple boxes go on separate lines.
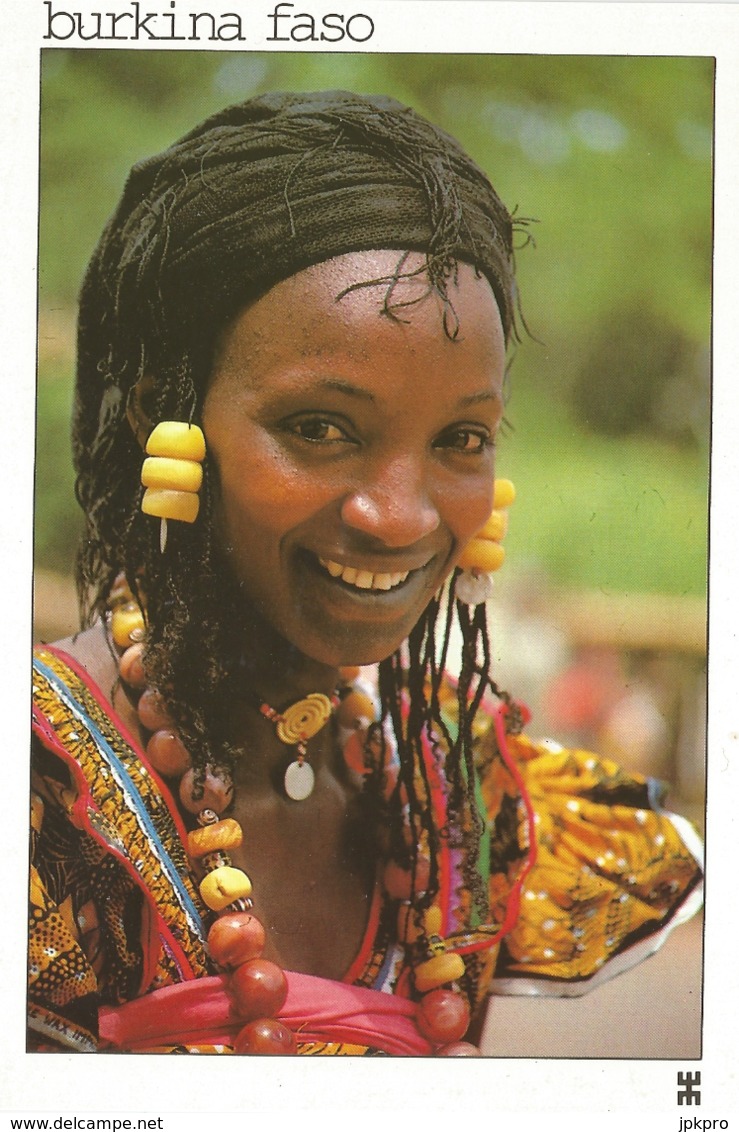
top-left (146, 422), bottom-right (206, 462)
top-left (414, 951), bottom-right (466, 992)
top-left (141, 456), bottom-right (203, 494)
top-left (493, 478), bottom-right (516, 509)
top-left (477, 509), bottom-right (508, 542)
top-left (336, 690), bottom-right (376, 729)
top-left (111, 601), bottom-right (146, 648)
top-left (187, 818), bottom-right (243, 858)
top-left (142, 487), bottom-right (200, 524)
top-left (199, 865), bottom-right (253, 912)
top-left (456, 538), bottom-right (506, 573)
top-left (424, 906), bottom-right (443, 937)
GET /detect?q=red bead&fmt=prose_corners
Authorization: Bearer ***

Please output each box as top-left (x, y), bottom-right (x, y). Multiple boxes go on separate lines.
top-left (137, 687), bottom-right (174, 732)
top-left (146, 729), bottom-right (191, 777)
top-left (383, 856), bottom-right (431, 900)
top-left (436, 1041), bottom-right (481, 1057)
top-left (342, 729), bottom-right (370, 775)
top-left (208, 913), bottom-right (266, 968)
top-left (179, 766), bottom-right (234, 814)
top-left (119, 643), bottom-right (147, 689)
top-left (233, 1018), bottom-right (297, 1055)
top-left (230, 958), bottom-right (288, 1020)
top-left (416, 989), bottom-right (471, 1044)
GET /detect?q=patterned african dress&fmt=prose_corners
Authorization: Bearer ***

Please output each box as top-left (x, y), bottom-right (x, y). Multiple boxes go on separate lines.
top-left (29, 646), bottom-right (702, 1054)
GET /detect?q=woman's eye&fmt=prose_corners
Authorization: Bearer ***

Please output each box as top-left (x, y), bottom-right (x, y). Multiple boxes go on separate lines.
top-left (435, 428), bottom-right (493, 454)
top-left (285, 417), bottom-right (353, 443)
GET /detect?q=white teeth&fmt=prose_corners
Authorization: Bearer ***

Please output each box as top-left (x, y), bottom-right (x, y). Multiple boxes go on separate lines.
top-left (318, 558), bottom-right (411, 591)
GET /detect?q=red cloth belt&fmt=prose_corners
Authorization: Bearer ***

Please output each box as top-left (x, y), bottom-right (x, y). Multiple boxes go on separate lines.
top-left (99, 971), bottom-right (431, 1056)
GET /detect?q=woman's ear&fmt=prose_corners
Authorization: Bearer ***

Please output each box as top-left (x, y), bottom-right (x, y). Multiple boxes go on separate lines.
top-left (126, 376), bottom-right (156, 450)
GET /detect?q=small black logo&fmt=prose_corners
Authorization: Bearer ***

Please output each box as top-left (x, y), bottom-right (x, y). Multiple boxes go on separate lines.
top-left (677, 1070), bottom-right (701, 1106)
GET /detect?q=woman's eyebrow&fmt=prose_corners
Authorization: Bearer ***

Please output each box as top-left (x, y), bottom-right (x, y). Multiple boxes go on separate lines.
top-left (299, 380), bottom-right (500, 409)
top-left (456, 389), bottom-right (502, 408)
top-left (310, 377), bottom-right (377, 403)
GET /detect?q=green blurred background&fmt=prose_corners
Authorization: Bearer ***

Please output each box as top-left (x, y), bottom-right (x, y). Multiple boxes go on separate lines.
top-left (36, 50), bottom-right (712, 603)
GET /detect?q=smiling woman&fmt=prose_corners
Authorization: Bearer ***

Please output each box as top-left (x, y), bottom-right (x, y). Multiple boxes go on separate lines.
top-left (29, 90), bottom-right (702, 1056)
top-left (203, 251), bottom-right (505, 667)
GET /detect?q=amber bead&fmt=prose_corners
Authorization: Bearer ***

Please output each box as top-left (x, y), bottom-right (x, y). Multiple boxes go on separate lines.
top-left (111, 601), bottom-right (146, 648)
top-left (142, 487), bottom-right (199, 524)
top-left (119, 643), bottom-right (147, 690)
top-left (200, 866), bottom-right (252, 912)
top-left (436, 1041), bottom-right (481, 1057)
top-left (478, 509), bottom-right (509, 542)
top-left (338, 666), bottom-right (361, 684)
top-left (187, 818), bottom-right (243, 858)
top-left (146, 730), bottom-right (191, 778)
top-left (146, 421), bottom-right (206, 462)
top-left (336, 690), bottom-right (375, 730)
top-left (233, 1018), bottom-right (297, 1055)
top-left (141, 455), bottom-right (203, 494)
top-left (492, 478), bottom-right (516, 509)
top-left (179, 766), bottom-right (234, 814)
top-left (456, 538), bottom-right (505, 574)
top-left (414, 951), bottom-right (466, 992)
top-left (137, 687), bottom-right (174, 732)
top-left (230, 958), bottom-right (288, 1020)
top-left (383, 856), bottom-right (431, 900)
top-left (207, 912), bottom-right (266, 968)
top-left (424, 906), bottom-right (443, 937)
top-left (416, 989), bottom-right (470, 1045)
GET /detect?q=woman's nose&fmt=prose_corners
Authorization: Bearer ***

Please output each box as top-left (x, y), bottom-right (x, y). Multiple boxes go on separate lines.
top-left (340, 461), bottom-right (441, 547)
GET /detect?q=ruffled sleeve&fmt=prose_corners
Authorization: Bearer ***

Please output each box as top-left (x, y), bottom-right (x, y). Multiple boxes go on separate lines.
top-left (489, 734), bottom-right (703, 995)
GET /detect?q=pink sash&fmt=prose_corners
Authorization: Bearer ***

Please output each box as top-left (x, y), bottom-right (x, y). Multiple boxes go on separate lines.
top-left (99, 972), bottom-right (431, 1056)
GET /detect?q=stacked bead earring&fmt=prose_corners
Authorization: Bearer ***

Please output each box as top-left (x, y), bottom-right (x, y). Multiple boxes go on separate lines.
top-left (455, 478), bottom-right (516, 605)
top-left (141, 422), bottom-right (206, 552)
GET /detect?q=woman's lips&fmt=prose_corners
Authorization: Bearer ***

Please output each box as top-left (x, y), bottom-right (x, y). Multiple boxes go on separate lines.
top-left (318, 556), bottom-right (411, 592)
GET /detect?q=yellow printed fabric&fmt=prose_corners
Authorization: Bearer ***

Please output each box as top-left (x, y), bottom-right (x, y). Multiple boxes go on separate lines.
top-left (490, 733), bottom-right (701, 990)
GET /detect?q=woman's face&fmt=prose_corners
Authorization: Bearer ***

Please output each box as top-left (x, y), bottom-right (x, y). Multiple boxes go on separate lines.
top-left (203, 250), bottom-right (506, 667)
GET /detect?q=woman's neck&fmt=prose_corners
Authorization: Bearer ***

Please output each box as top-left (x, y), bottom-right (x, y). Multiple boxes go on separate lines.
top-left (234, 605), bottom-right (342, 705)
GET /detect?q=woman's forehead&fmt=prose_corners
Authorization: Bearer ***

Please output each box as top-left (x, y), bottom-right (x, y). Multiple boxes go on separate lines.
top-left (208, 251), bottom-right (505, 408)
top-left (216, 250), bottom-right (504, 357)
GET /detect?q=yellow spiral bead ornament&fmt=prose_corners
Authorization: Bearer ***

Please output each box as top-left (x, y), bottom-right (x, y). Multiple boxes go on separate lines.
top-left (455, 477), bottom-right (516, 605)
top-left (141, 422), bottom-right (206, 551)
top-left (275, 694), bottom-right (333, 746)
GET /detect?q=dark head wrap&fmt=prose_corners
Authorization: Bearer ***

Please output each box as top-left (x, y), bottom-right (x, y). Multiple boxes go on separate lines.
top-left (76, 90), bottom-right (517, 464)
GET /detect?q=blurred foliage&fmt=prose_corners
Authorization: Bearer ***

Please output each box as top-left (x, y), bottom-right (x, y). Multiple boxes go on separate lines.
top-left (37, 50), bottom-right (712, 593)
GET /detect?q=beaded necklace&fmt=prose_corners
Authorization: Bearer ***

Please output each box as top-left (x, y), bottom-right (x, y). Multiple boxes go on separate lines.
top-left (108, 574), bottom-right (481, 1055)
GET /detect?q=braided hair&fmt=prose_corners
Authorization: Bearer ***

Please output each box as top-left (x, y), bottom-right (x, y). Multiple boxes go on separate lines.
top-left (73, 90), bottom-right (522, 920)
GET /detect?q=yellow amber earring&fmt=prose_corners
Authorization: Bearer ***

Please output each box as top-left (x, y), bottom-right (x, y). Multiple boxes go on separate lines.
top-left (141, 421), bottom-right (206, 552)
top-left (455, 478), bottom-right (515, 605)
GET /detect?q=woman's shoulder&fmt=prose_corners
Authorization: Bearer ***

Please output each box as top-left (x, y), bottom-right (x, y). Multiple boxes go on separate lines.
top-left (34, 623), bottom-right (118, 692)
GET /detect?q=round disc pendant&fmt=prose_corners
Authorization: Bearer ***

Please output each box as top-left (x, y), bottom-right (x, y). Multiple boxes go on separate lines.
top-left (284, 759), bottom-right (315, 801)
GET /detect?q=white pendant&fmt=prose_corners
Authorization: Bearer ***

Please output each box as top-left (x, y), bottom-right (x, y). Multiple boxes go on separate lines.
top-left (455, 569), bottom-right (495, 606)
top-left (284, 759), bottom-right (315, 801)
